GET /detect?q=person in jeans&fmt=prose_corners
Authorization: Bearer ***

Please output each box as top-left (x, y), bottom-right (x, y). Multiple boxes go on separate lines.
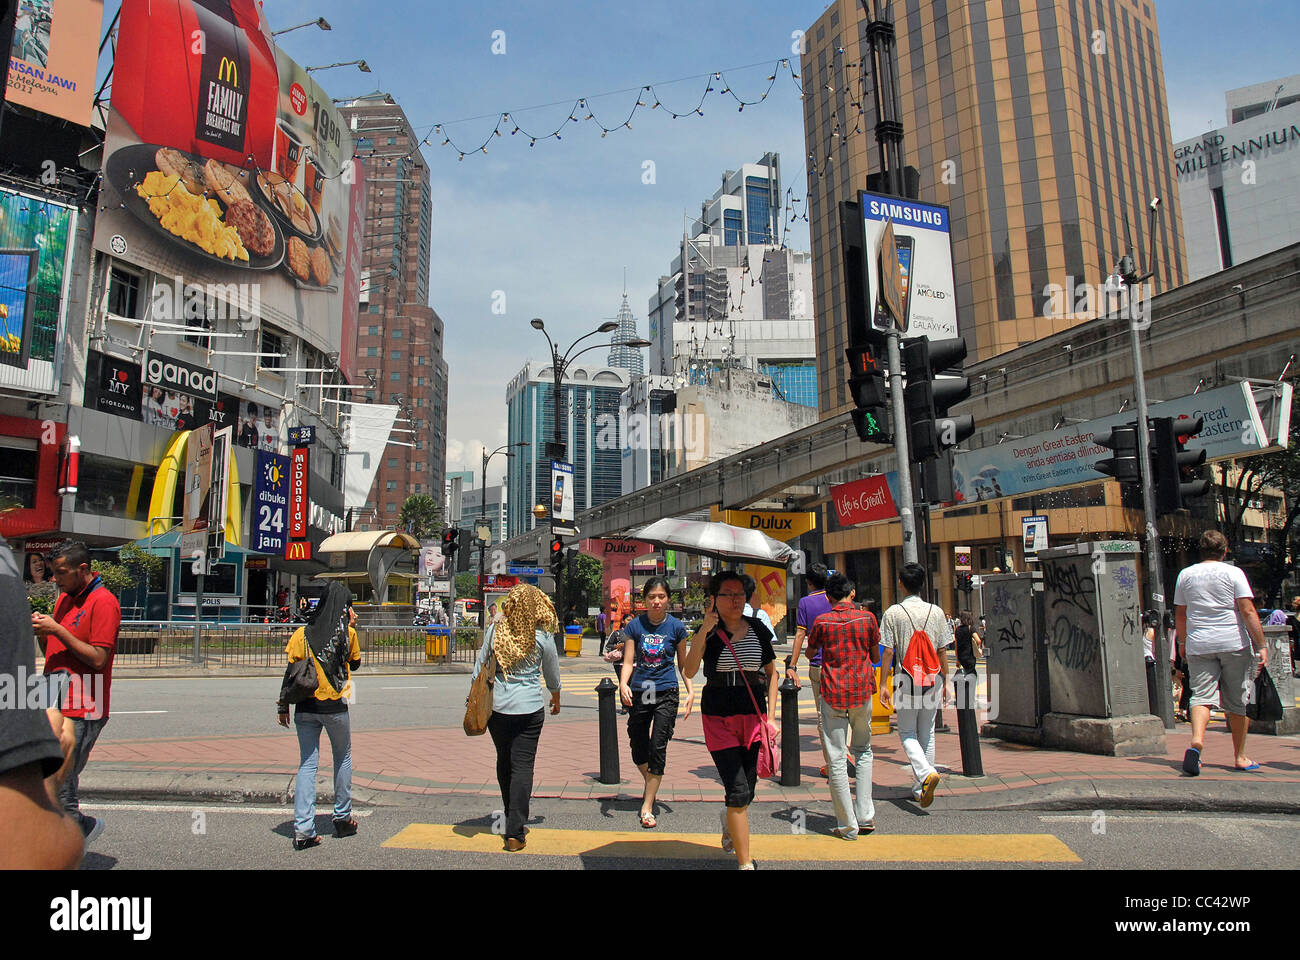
top-left (785, 562), bottom-right (836, 778)
top-left (470, 583), bottom-right (562, 852)
top-left (1174, 530), bottom-right (1268, 775)
top-left (682, 570), bottom-right (778, 870)
top-left (804, 572), bottom-right (880, 838)
top-left (879, 562), bottom-right (951, 808)
top-left (33, 540), bottom-right (121, 846)
top-left (619, 577), bottom-right (694, 828)
top-left (277, 583), bottom-right (361, 850)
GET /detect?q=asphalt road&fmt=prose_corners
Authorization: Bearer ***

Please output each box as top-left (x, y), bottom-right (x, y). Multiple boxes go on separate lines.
top-left (75, 797), bottom-right (1300, 871)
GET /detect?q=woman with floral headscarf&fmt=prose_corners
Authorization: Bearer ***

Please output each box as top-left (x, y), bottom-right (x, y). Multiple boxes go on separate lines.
top-left (469, 583), bottom-right (562, 851)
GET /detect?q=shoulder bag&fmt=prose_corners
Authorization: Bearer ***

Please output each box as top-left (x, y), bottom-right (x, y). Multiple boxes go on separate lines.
top-left (464, 630), bottom-right (497, 736)
top-left (277, 635), bottom-right (320, 707)
top-left (717, 627), bottom-right (780, 779)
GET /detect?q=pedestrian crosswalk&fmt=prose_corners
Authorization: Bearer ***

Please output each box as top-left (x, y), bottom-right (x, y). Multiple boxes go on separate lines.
top-left (381, 823), bottom-right (1081, 862)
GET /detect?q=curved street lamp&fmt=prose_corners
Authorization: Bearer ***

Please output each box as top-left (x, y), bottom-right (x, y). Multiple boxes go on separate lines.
top-left (272, 17), bottom-right (331, 37)
top-left (305, 59), bottom-right (370, 74)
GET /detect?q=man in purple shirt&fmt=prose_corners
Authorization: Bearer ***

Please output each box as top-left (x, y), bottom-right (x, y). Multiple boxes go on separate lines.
top-left (786, 563), bottom-right (839, 777)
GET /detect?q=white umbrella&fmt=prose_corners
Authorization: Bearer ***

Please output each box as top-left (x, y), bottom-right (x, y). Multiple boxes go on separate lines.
top-left (630, 517), bottom-right (795, 566)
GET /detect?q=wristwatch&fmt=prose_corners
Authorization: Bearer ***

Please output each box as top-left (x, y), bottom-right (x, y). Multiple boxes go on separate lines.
top-left (784, 656), bottom-right (793, 669)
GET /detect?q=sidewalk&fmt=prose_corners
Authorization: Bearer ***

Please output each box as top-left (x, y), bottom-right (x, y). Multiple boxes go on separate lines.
top-left (80, 691), bottom-right (1300, 814)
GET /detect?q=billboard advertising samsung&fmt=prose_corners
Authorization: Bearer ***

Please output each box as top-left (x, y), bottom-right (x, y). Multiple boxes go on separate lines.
top-left (861, 191), bottom-right (958, 340)
top-left (91, 0), bottom-right (365, 368)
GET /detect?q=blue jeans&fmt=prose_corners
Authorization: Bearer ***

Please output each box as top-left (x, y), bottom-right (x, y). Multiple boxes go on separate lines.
top-left (294, 711), bottom-right (352, 838)
top-left (818, 700), bottom-right (874, 834)
top-left (59, 715), bottom-right (108, 830)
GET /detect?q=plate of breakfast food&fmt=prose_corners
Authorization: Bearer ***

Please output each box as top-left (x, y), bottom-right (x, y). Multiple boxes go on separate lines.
top-left (105, 144), bottom-right (284, 270)
top-left (253, 169), bottom-right (322, 243)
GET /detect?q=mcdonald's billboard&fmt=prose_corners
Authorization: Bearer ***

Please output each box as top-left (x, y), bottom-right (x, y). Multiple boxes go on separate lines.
top-left (288, 446), bottom-right (309, 539)
top-left (283, 540), bottom-right (311, 561)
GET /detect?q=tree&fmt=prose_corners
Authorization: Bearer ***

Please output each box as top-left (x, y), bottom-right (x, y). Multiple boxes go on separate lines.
top-left (398, 494), bottom-right (442, 540)
top-left (1217, 390), bottom-right (1300, 603)
top-left (560, 553), bottom-right (602, 614)
top-left (454, 571), bottom-right (477, 599)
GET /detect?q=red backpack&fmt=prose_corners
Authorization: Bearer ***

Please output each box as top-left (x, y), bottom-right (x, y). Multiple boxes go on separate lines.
top-left (899, 604), bottom-right (942, 689)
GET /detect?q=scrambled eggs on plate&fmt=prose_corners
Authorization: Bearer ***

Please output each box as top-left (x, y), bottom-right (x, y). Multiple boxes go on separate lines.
top-left (136, 171), bottom-right (249, 262)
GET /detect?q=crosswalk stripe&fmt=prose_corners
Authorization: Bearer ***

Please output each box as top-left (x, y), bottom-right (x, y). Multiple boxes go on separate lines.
top-left (382, 824), bottom-right (1080, 862)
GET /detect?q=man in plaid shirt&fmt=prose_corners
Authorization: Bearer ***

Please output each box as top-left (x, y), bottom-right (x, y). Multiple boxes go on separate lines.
top-left (805, 572), bottom-right (881, 838)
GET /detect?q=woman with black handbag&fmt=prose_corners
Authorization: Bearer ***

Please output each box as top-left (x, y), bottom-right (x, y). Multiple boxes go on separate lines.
top-left (276, 582), bottom-right (361, 851)
top-left (469, 584), bottom-right (562, 852)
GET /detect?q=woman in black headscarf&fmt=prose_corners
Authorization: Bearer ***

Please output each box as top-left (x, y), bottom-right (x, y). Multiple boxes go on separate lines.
top-left (276, 582), bottom-right (361, 850)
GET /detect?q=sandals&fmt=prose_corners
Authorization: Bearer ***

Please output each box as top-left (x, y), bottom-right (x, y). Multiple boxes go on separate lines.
top-left (1235, 761), bottom-right (1261, 772)
top-left (639, 811), bottom-right (657, 829)
top-left (1182, 747), bottom-right (1201, 776)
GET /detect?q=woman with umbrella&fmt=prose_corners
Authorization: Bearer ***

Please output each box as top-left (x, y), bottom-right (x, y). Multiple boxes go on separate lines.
top-left (681, 570), bottom-right (779, 870)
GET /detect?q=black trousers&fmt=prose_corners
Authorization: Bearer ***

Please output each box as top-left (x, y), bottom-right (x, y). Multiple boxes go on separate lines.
top-left (627, 687), bottom-right (679, 776)
top-left (487, 708), bottom-right (545, 841)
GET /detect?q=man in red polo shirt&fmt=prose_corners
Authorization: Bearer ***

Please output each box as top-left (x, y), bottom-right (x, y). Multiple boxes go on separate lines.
top-left (32, 540), bottom-right (121, 845)
top-left (805, 572), bottom-right (881, 839)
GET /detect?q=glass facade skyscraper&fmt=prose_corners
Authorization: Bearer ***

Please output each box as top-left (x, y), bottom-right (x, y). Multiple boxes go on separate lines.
top-left (606, 293), bottom-right (645, 375)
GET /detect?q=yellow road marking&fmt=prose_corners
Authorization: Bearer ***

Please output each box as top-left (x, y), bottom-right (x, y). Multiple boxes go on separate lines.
top-left (382, 824), bottom-right (1080, 862)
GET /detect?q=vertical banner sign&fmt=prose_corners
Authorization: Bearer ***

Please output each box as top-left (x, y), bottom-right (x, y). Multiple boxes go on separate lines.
top-left (289, 446), bottom-right (309, 538)
top-left (181, 423), bottom-right (214, 558)
top-left (550, 459), bottom-right (575, 524)
top-left (208, 426), bottom-right (233, 557)
top-left (252, 449), bottom-right (289, 554)
top-left (1022, 515), bottom-right (1049, 558)
top-left (861, 191), bottom-right (958, 339)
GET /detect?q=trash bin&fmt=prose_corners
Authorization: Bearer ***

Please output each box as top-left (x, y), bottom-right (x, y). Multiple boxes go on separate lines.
top-left (564, 624), bottom-right (583, 658)
top-left (425, 625), bottom-right (450, 661)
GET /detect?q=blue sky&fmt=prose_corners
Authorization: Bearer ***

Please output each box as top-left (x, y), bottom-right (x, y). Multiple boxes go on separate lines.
top-left (96, 0), bottom-right (1300, 485)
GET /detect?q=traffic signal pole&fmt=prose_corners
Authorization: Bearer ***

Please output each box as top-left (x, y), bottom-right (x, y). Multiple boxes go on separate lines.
top-left (887, 329), bottom-right (920, 565)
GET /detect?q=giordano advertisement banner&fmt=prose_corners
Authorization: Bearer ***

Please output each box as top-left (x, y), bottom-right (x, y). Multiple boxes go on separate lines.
top-left (92, 0), bottom-right (365, 368)
top-left (84, 349), bottom-right (241, 433)
top-left (711, 508), bottom-right (816, 629)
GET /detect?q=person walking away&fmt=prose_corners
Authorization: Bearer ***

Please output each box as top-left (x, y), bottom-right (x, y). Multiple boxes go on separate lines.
top-left (1287, 598), bottom-right (1300, 678)
top-left (618, 577), bottom-right (695, 828)
top-left (1173, 530), bottom-right (1268, 775)
top-left (32, 540), bottom-right (121, 845)
top-left (469, 584), bottom-right (562, 851)
top-left (596, 608), bottom-right (608, 652)
top-left (804, 573), bottom-right (880, 838)
top-left (277, 583), bottom-right (361, 849)
top-left (681, 571), bottom-right (779, 870)
top-left (878, 562), bottom-right (951, 808)
top-left (785, 562), bottom-right (836, 777)
top-left (740, 574), bottom-right (775, 635)
top-left (1142, 609), bottom-right (1161, 716)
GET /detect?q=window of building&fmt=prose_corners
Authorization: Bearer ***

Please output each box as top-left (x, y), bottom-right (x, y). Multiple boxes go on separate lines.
top-left (392, 329), bottom-right (402, 339)
top-left (386, 481), bottom-right (396, 491)
top-left (390, 372), bottom-right (401, 381)
top-left (183, 313), bottom-right (211, 351)
top-left (385, 503), bottom-right (396, 513)
top-left (391, 351), bottom-right (402, 360)
top-left (369, 305), bottom-right (380, 313)
top-left (367, 347), bottom-right (378, 357)
top-left (387, 458), bottom-right (398, 468)
top-left (0, 437), bottom-right (38, 509)
top-left (106, 265), bottom-right (143, 319)
top-left (260, 326), bottom-right (285, 370)
top-left (369, 326), bottom-right (379, 335)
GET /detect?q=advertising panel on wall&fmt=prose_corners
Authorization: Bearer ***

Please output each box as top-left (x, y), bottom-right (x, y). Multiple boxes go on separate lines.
top-left (860, 191), bottom-right (958, 340)
top-left (0, 187), bottom-right (76, 393)
top-left (251, 449), bottom-right (288, 554)
top-left (581, 537), bottom-right (653, 629)
top-left (6, 0), bottom-right (104, 126)
top-left (550, 459), bottom-right (574, 524)
top-left (181, 423), bottom-right (214, 557)
top-left (84, 348), bottom-right (243, 433)
top-left (91, 0), bottom-right (365, 359)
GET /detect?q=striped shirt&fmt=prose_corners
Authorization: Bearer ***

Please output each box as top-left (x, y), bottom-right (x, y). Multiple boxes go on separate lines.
top-left (702, 618), bottom-right (776, 718)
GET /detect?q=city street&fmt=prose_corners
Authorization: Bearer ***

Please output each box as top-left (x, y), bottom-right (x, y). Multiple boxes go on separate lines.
top-left (75, 797), bottom-right (1300, 870)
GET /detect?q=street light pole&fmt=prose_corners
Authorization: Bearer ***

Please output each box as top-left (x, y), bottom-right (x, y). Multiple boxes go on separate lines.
top-left (477, 442), bottom-right (528, 629)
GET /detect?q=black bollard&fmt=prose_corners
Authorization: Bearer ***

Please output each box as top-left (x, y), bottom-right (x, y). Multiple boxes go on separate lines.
top-left (596, 677), bottom-right (620, 785)
top-left (779, 677), bottom-right (800, 786)
top-left (954, 669), bottom-right (984, 776)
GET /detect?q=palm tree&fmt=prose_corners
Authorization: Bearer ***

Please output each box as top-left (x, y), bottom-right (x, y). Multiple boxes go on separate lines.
top-left (398, 494), bottom-right (442, 540)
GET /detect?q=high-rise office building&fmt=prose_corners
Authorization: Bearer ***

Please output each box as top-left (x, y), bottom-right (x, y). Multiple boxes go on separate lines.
top-left (802, 0), bottom-right (1186, 417)
top-left (339, 93), bottom-right (448, 528)
top-left (505, 361), bottom-right (630, 538)
top-left (606, 292), bottom-right (645, 375)
top-left (648, 152), bottom-right (818, 408)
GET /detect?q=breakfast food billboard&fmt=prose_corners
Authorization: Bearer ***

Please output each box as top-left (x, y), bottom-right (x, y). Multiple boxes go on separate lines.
top-left (91, 0), bottom-right (364, 374)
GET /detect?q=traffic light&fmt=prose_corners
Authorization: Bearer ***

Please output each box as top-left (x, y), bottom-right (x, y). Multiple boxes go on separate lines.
top-left (549, 536), bottom-right (564, 574)
top-left (901, 336), bottom-right (974, 461)
top-left (956, 572), bottom-right (973, 594)
top-left (1093, 422), bottom-right (1141, 484)
top-left (441, 527), bottom-right (460, 555)
top-left (845, 345), bottom-right (892, 443)
top-left (1152, 416), bottom-right (1209, 511)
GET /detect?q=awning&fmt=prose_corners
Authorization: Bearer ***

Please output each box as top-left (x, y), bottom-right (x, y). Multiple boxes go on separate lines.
top-left (318, 530), bottom-right (421, 553)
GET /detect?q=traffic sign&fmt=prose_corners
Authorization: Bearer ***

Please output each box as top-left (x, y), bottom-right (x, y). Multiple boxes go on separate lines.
top-left (508, 566), bottom-right (545, 577)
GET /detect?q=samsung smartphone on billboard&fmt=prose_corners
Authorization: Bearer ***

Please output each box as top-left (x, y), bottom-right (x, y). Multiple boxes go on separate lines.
top-left (550, 459), bottom-right (574, 524)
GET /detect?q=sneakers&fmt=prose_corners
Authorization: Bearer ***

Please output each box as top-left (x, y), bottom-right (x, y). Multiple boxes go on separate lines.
top-left (293, 835), bottom-right (322, 851)
top-left (332, 816), bottom-right (359, 838)
top-left (81, 816), bottom-right (105, 846)
top-left (831, 826), bottom-right (858, 841)
top-left (919, 772), bottom-right (941, 808)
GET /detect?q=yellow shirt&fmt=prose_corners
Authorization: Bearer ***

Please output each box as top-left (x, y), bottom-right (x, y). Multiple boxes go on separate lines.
top-left (285, 626), bottom-right (361, 702)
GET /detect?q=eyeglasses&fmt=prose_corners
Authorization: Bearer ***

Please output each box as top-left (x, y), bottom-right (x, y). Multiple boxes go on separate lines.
top-left (716, 593), bottom-right (747, 600)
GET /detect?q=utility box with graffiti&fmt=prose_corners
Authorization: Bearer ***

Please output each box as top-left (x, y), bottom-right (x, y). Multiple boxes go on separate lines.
top-left (979, 572), bottom-right (1045, 735)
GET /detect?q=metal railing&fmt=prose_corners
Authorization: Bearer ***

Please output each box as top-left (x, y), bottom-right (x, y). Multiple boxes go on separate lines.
top-left (112, 622), bottom-right (483, 668)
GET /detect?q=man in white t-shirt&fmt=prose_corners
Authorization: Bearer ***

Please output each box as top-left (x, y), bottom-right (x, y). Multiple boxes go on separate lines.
top-left (879, 562), bottom-right (952, 808)
top-left (1173, 529), bottom-right (1268, 776)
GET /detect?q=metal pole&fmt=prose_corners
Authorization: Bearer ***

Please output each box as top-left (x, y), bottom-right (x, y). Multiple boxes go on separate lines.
top-left (193, 570), bottom-right (204, 664)
top-left (887, 329), bottom-right (920, 564)
top-left (1127, 298), bottom-right (1174, 730)
top-left (553, 355), bottom-right (564, 622)
top-left (479, 448), bottom-right (488, 629)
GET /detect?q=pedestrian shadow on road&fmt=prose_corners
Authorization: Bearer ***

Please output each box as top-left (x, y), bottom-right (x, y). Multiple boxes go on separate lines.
top-left (270, 815), bottom-right (340, 840)
top-left (577, 839), bottom-right (734, 868)
top-left (79, 851), bottom-right (118, 871)
top-left (768, 805), bottom-right (837, 836)
top-left (451, 813), bottom-right (546, 839)
top-left (595, 798), bottom-right (675, 821)
top-left (882, 791), bottom-right (932, 816)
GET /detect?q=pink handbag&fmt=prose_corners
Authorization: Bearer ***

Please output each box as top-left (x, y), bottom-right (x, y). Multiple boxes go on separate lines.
top-left (717, 628), bottom-right (780, 779)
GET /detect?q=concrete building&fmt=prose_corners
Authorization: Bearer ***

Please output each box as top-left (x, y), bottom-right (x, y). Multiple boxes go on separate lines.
top-left (1174, 75), bottom-right (1300, 279)
top-left (339, 93), bottom-right (448, 528)
top-left (505, 361), bottom-right (631, 538)
top-left (801, 0), bottom-right (1187, 417)
top-left (648, 153), bottom-right (818, 409)
top-left (619, 375), bottom-right (676, 493)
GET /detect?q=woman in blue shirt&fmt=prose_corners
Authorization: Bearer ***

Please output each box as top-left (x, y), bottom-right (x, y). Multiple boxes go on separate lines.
top-left (469, 584), bottom-right (562, 852)
top-left (618, 577), bottom-right (694, 828)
